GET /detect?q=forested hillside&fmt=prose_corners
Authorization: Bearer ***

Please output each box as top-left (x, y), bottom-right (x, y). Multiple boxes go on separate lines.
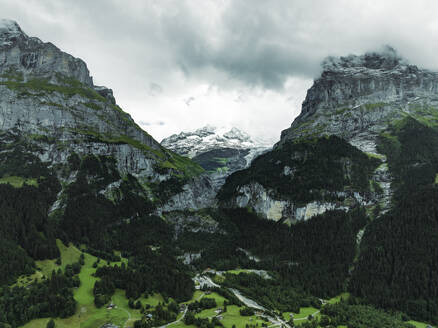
top-left (350, 118), bottom-right (438, 323)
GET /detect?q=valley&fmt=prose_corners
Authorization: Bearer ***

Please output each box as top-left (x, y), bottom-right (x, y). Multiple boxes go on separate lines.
top-left (13, 240), bottom-right (351, 328)
top-left (0, 19), bottom-right (437, 328)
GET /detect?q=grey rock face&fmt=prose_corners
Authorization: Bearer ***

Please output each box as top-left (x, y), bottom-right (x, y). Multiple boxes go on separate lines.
top-left (279, 46), bottom-right (438, 146)
top-left (94, 85), bottom-right (116, 104)
top-left (0, 76), bottom-right (161, 178)
top-left (158, 176), bottom-right (217, 212)
top-left (228, 182), bottom-right (372, 224)
top-left (165, 211), bottom-right (224, 239)
top-left (0, 19), bottom-right (93, 86)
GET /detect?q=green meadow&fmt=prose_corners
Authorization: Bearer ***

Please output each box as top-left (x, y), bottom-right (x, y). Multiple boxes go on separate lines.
top-left (18, 247), bottom-right (432, 328)
top-left (19, 240), bottom-right (160, 328)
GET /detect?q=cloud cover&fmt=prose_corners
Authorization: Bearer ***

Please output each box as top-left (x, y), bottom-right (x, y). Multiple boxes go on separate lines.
top-left (1, 0), bottom-right (438, 141)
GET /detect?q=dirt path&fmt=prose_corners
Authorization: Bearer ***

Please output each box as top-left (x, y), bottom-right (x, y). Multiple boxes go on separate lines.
top-left (158, 292), bottom-right (205, 328)
top-left (111, 297), bottom-right (132, 328)
top-left (120, 307), bottom-right (132, 328)
top-left (292, 309), bottom-right (320, 321)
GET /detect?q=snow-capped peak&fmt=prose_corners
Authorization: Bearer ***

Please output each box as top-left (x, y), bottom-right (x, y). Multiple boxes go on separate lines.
top-left (0, 19), bottom-right (26, 47)
top-left (223, 127), bottom-right (251, 142)
top-left (0, 19), bottom-right (20, 31)
top-left (161, 126), bottom-right (271, 158)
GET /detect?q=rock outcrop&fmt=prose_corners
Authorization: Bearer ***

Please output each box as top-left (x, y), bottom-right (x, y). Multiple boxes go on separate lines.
top-left (158, 176), bottom-right (217, 212)
top-left (230, 182), bottom-right (361, 224)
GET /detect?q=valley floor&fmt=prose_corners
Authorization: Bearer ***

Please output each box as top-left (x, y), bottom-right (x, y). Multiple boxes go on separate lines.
top-left (16, 240), bottom-right (433, 328)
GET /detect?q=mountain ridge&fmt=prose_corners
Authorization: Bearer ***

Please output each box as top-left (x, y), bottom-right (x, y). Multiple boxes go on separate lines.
top-left (0, 19), bottom-right (93, 86)
top-left (161, 125), bottom-right (271, 159)
top-left (162, 125), bottom-right (271, 190)
top-left (279, 46), bottom-right (438, 148)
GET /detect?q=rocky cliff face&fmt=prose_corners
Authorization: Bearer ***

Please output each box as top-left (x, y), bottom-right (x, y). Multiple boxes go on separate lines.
top-left (218, 135), bottom-right (381, 223)
top-left (280, 46), bottom-right (438, 147)
top-left (229, 182), bottom-right (370, 223)
top-left (220, 47), bottom-right (438, 222)
top-left (0, 20), bottom-right (205, 214)
top-left (162, 126), bottom-right (271, 188)
top-left (0, 19), bottom-right (92, 86)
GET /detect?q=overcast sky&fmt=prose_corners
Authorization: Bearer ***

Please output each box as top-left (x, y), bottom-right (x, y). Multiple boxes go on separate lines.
top-left (2, 0), bottom-right (438, 143)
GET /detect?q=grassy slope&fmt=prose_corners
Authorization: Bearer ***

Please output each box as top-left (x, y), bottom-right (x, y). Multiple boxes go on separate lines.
top-left (221, 306), bottom-right (266, 328)
top-left (226, 269), bottom-right (251, 275)
top-left (327, 293), bottom-right (350, 305)
top-left (196, 303), bottom-right (266, 328)
top-left (18, 241), bottom-right (155, 328)
top-left (173, 290), bottom-right (267, 328)
top-left (18, 246), bottom-right (433, 328)
top-left (15, 239), bottom-right (80, 287)
top-left (408, 320), bottom-right (431, 328)
top-left (283, 307), bottom-right (320, 322)
top-left (0, 175), bottom-right (38, 188)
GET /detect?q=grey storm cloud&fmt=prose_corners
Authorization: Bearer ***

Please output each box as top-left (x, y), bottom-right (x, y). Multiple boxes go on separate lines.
top-left (139, 120), bottom-right (165, 126)
top-left (160, 0), bottom-right (321, 89)
top-left (156, 0), bottom-right (438, 89)
top-left (3, 0), bottom-right (438, 90)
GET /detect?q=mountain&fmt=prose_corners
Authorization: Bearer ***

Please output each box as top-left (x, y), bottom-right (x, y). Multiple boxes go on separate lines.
top-left (0, 18), bottom-right (212, 210)
top-left (279, 45), bottom-right (438, 155)
top-left (218, 45), bottom-right (438, 221)
top-left (0, 19), bottom-right (202, 177)
top-left (162, 126), bottom-right (271, 187)
top-left (0, 19), bottom-right (205, 292)
top-left (218, 46), bottom-right (438, 323)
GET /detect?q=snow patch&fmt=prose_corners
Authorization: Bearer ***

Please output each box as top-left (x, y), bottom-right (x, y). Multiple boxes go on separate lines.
top-left (0, 19), bottom-right (19, 31)
top-left (0, 19), bottom-right (24, 46)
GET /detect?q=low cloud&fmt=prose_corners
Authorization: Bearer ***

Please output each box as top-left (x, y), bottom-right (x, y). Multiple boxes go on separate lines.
top-left (148, 82), bottom-right (163, 96)
top-left (183, 96), bottom-right (195, 106)
top-left (139, 120), bottom-right (165, 127)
